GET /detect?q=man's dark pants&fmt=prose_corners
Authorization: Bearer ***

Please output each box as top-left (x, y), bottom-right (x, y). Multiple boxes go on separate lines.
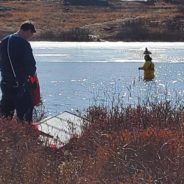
top-left (0, 81), bottom-right (33, 122)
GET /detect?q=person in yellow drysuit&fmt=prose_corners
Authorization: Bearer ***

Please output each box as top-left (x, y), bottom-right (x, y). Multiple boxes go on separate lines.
top-left (138, 52), bottom-right (155, 81)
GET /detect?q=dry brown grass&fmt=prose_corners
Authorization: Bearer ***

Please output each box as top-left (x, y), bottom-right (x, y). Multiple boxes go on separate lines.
top-left (58, 102), bottom-right (184, 183)
top-left (0, 100), bottom-right (184, 183)
top-left (0, 119), bottom-right (62, 184)
top-left (0, 0), bottom-right (183, 40)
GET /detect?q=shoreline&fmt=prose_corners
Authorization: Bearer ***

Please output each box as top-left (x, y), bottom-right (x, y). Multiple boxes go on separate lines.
top-left (0, 1), bottom-right (184, 42)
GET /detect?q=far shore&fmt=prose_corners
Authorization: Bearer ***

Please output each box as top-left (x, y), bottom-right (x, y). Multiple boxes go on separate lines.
top-left (0, 1), bottom-right (184, 42)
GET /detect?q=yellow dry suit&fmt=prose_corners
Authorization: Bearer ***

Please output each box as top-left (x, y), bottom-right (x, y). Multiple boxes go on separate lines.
top-left (139, 60), bottom-right (155, 81)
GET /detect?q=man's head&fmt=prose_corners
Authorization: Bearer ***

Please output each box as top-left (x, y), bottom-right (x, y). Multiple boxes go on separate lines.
top-left (144, 54), bottom-right (152, 62)
top-left (19, 21), bottom-right (36, 40)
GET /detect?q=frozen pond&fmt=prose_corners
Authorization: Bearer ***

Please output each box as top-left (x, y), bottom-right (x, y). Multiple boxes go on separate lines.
top-left (31, 42), bottom-right (184, 115)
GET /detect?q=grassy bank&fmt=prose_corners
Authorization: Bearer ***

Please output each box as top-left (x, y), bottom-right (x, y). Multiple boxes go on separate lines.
top-left (0, 100), bottom-right (184, 183)
top-left (0, 1), bottom-right (184, 41)
top-left (0, 120), bottom-right (62, 184)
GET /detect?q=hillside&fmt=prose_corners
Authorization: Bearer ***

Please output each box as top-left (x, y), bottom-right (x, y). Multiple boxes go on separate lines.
top-left (0, 0), bottom-right (184, 41)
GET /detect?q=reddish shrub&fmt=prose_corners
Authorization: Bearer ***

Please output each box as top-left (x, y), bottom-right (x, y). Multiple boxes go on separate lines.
top-left (1, 102), bottom-right (184, 184)
top-left (0, 119), bottom-right (62, 184)
top-left (59, 102), bottom-right (184, 183)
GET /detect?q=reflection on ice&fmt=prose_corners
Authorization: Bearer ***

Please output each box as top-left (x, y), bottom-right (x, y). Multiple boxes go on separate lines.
top-left (32, 42), bottom-right (184, 63)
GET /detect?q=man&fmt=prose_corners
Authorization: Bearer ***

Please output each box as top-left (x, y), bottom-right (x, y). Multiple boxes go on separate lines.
top-left (139, 53), bottom-right (155, 81)
top-left (0, 21), bottom-right (37, 123)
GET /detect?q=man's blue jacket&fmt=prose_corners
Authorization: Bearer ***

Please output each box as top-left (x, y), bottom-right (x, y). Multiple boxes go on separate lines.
top-left (0, 34), bottom-right (36, 85)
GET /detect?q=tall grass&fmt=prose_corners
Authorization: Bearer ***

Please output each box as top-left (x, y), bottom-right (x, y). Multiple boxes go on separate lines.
top-left (0, 96), bottom-right (184, 183)
top-left (59, 100), bottom-right (184, 183)
top-left (0, 119), bottom-right (62, 184)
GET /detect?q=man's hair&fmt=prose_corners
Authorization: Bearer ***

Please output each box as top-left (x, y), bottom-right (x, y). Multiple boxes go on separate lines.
top-left (20, 21), bottom-right (36, 33)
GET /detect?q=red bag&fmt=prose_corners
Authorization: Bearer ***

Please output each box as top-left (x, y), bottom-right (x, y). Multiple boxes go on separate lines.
top-left (28, 75), bottom-right (41, 106)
